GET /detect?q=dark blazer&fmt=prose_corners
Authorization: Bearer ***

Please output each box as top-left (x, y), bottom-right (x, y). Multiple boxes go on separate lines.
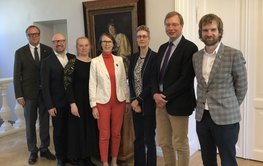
top-left (41, 52), bottom-right (75, 110)
top-left (13, 43), bottom-right (53, 100)
top-left (152, 36), bottom-right (198, 116)
top-left (193, 43), bottom-right (247, 125)
top-left (128, 48), bottom-right (157, 116)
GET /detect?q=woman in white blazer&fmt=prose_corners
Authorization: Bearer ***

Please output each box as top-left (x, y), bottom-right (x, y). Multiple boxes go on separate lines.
top-left (89, 32), bottom-right (129, 166)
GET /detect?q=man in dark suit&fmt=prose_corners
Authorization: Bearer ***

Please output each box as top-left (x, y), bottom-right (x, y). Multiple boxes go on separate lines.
top-left (13, 25), bottom-right (56, 165)
top-left (193, 14), bottom-right (247, 166)
top-left (41, 33), bottom-right (75, 166)
top-left (152, 11), bottom-right (198, 166)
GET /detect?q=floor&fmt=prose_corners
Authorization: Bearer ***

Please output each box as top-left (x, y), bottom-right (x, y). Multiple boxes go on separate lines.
top-left (0, 129), bottom-right (263, 166)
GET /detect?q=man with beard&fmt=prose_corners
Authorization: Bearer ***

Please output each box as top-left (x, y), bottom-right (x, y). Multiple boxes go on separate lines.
top-left (192, 14), bottom-right (247, 166)
top-left (41, 33), bottom-right (75, 166)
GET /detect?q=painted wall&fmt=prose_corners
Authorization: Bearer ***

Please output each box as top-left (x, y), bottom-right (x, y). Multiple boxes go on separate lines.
top-left (0, 0), bottom-right (173, 118)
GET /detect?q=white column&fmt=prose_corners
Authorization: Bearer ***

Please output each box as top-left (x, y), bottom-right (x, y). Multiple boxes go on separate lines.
top-left (13, 102), bottom-right (25, 129)
top-left (0, 78), bottom-right (13, 133)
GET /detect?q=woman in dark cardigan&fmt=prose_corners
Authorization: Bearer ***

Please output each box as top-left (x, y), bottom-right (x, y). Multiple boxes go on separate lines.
top-left (128, 25), bottom-right (157, 166)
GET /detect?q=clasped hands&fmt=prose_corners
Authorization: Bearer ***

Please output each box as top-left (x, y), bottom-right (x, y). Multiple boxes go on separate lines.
top-left (153, 93), bottom-right (167, 108)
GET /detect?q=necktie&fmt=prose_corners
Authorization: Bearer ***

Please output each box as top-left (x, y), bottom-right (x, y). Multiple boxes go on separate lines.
top-left (159, 42), bottom-right (173, 83)
top-left (34, 47), bottom-right (39, 64)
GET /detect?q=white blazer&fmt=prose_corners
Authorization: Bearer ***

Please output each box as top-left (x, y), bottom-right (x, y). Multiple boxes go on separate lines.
top-left (89, 54), bottom-right (130, 107)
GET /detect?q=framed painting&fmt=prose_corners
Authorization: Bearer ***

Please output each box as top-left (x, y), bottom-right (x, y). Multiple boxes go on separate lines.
top-left (82, 0), bottom-right (145, 59)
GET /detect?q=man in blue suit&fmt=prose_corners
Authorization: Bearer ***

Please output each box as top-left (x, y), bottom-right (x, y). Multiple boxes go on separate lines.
top-left (41, 33), bottom-right (75, 166)
top-left (13, 25), bottom-right (55, 165)
top-left (192, 14), bottom-right (247, 166)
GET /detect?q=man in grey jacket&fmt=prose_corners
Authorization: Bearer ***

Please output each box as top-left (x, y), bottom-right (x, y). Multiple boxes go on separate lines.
top-left (192, 14), bottom-right (247, 166)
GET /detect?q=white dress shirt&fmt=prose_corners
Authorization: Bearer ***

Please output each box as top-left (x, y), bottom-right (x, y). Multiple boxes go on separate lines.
top-left (54, 51), bottom-right (68, 68)
top-left (29, 43), bottom-right (40, 60)
top-left (202, 42), bottom-right (221, 110)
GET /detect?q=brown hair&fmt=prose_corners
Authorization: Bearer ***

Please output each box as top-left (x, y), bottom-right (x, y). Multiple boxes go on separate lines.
top-left (198, 14), bottom-right (223, 41)
top-left (164, 11), bottom-right (184, 26)
top-left (97, 32), bottom-right (117, 52)
top-left (25, 25), bottom-right (40, 35)
top-left (136, 25), bottom-right (150, 36)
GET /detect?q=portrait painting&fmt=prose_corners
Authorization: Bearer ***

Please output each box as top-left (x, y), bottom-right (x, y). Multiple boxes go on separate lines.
top-left (83, 0), bottom-right (145, 72)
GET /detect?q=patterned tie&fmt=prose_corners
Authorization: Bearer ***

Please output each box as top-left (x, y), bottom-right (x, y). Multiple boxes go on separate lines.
top-left (159, 42), bottom-right (173, 84)
top-left (34, 47), bottom-right (39, 64)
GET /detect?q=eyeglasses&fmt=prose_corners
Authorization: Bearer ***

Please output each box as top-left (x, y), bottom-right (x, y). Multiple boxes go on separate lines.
top-left (27, 33), bottom-right (40, 37)
top-left (101, 41), bottom-right (113, 45)
top-left (52, 40), bottom-right (66, 44)
top-left (136, 35), bottom-right (148, 39)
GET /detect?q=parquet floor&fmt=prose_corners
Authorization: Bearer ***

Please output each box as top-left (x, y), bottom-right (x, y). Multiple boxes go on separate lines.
top-left (0, 128), bottom-right (263, 166)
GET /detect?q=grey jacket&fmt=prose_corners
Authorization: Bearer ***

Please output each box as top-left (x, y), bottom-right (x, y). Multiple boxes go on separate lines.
top-left (193, 43), bottom-right (247, 125)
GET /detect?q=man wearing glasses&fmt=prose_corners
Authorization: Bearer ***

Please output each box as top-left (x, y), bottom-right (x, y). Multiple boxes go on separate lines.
top-left (41, 33), bottom-right (75, 166)
top-left (13, 25), bottom-right (55, 165)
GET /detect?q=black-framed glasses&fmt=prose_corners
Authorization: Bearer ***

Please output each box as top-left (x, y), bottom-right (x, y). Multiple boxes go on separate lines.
top-left (27, 33), bottom-right (40, 37)
top-left (52, 40), bottom-right (66, 44)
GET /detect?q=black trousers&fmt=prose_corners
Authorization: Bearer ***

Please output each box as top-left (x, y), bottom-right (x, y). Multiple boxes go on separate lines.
top-left (132, 112), bottom-right (156, 166)
top-left (24, 92), bottom-right (50, 153)
top-left (51, 105), bottom-right (69, 159)
top-left (196, 111), bottom-right (239, 166)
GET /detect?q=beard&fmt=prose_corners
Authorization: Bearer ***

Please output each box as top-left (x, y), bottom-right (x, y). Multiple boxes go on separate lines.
top-left (202, 36), bottom-right (220, 46)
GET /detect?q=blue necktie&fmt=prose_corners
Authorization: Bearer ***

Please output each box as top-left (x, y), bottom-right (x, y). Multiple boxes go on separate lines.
top-left (159, 42), bottom-right (173, 84)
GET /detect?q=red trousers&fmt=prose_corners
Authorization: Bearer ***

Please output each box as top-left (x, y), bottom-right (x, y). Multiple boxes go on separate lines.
top-left (97, 100), bottom-right (125, 162)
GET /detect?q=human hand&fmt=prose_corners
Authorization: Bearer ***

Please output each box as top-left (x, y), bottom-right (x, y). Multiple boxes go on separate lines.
top-left (153, 93), bottom-right (167, 108)
top-left (48, 108), bottom-right (57, 117)
top-left (92, 107), bottom-right (99, 119)
top-left (134, 105), bottom-right (142, 113)
top-left (70, 103), bottom-right (80, 117)
top-left (17, 98), bottom-right (25, 107)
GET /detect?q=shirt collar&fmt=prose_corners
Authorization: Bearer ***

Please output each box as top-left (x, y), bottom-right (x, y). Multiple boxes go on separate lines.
top-left (29, 43), bottom-right (40, 49)
top-left (170, 35), bottom-right (182, 48)
top-left (54, 50), bottom-right (67, 57)
top-left (204, 41), bottom-right (221, 55)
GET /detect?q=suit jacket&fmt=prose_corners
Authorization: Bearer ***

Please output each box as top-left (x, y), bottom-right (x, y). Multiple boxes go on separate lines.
top-left (13, 43), bottom-right (53, 100)
top-left (152, 36), bottom-right (198, 116)
top-left (128, 48), bottom-right (157, 116)
top-left (192, 43), bottom-right (247, 125)
top-left (41, 52), bottom-right (75, 110)
top-left (89, 54), bottom-right (129, 108)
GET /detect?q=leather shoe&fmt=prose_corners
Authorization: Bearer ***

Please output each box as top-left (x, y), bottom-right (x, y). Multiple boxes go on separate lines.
top-left (28, 152), bottom-right (38, 165)
top-left (57, 159), bottom-right (65, 166)
top-left (40, 149), bottom-right (56, 160)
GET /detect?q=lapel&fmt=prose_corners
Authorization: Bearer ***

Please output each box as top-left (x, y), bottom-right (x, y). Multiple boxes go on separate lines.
top-left (39, 44), bottom-right (48, 60)
top-left (52, 52), bottom-right (64, 70)
top-left (196, 50), bottom-right (207, 87)
top-left (98, 55), bottom-right (110, 78)
top-left (141, 48), bottom-right (152, 76)
top-left (112, 55), bottom-right (120, 78)
top-left (162, 36), bottom-right (185, 71)
top-left (207, 44), bottom-right (224, 86)
top-left (158, 42), bottom-right (169, 67)
top-left (24, 44), bottom-right (37, 65)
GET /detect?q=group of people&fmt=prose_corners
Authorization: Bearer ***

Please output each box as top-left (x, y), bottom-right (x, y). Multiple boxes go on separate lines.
top-left (13, 11), bottom-right (247, 166)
